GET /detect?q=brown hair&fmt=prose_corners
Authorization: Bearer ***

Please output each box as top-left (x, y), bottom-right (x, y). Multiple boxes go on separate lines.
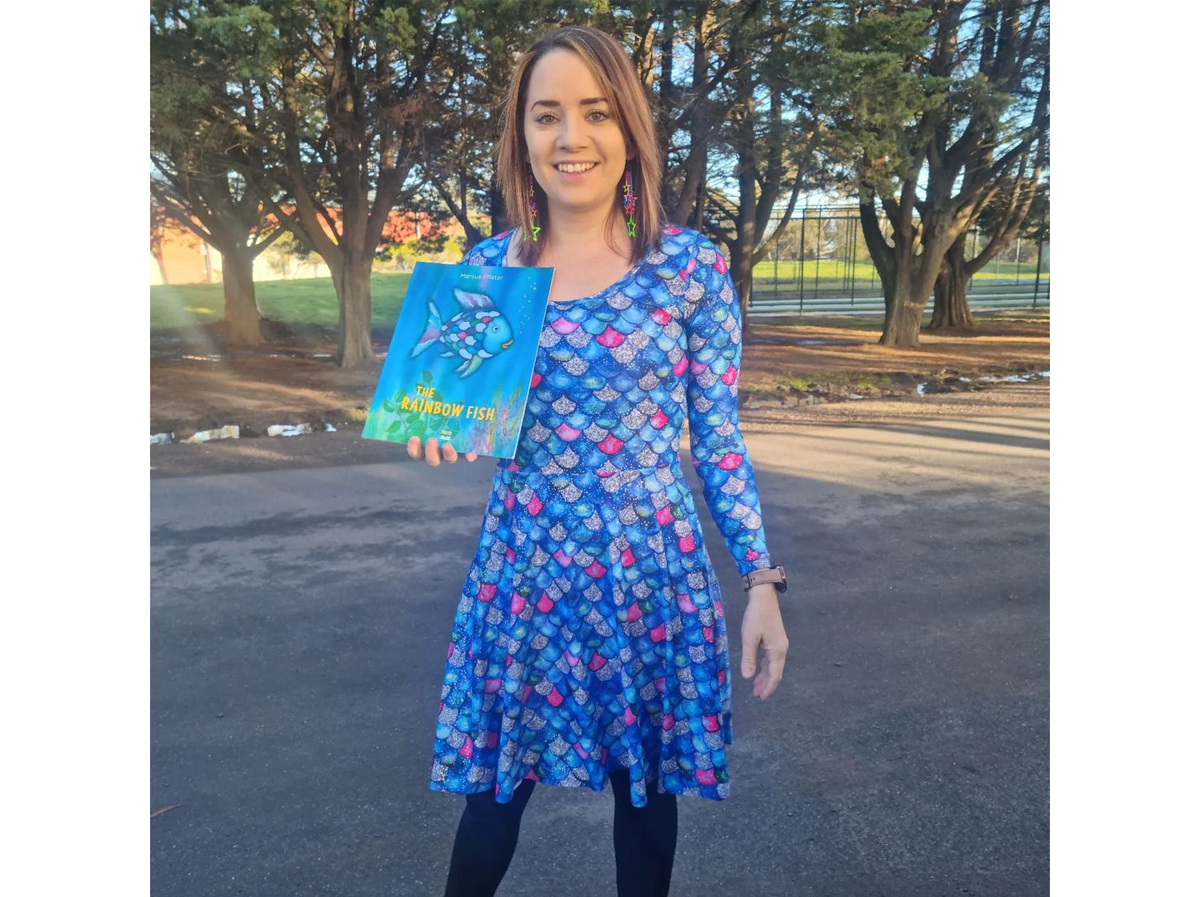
top-left (495, 25), bottom-right (664, 267)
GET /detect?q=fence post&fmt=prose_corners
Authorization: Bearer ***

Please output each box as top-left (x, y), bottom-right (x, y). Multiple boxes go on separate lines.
top-left (799, 209), bottom-right (806, 313)
top-left (1032, 227), bottom-right (1045, 310)
top-left (773, 224), bottom-right (779, 299)
top-left (814, 208), bottom-right (822, 304)
top-left (850, 218), bottom-right (857, 307)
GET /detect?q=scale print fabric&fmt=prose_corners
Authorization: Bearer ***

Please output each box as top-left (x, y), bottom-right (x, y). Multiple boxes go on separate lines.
top-left (429, 224), bottom-right (775, 809)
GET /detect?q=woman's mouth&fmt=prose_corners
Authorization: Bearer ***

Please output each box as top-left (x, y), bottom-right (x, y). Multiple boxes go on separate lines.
top-left (554, 161), bottom-right (598, 179)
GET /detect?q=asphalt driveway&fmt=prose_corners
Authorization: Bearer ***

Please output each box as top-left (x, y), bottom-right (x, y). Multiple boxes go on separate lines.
top-left (151, 382), bottom-right (1050, 897)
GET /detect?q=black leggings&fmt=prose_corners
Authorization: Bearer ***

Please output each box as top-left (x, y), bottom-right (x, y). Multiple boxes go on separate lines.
top-left (442, 768), bottom-right (678, 896)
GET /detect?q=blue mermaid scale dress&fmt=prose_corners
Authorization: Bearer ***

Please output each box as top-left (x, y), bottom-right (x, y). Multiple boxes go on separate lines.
top-left (429, 225), bottom-right (775, 808)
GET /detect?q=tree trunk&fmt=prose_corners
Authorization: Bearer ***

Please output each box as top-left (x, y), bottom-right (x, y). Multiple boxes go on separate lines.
top-left (488, 174), bottom-right (510, 237)
top-left (334, 255), bottom-right (375, 368)
top-left (928, 235), bottom-right (974, 329)
top-left (221, 248), bottom-right (262, 347)
top-left (726, 240), bottom-right (756, 340)
top-left (153, 249), bottom-right (169, 285)
top-left (879, 273), bottom-right (925, 347)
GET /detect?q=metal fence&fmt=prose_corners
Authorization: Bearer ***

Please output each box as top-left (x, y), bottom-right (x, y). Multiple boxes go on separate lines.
top-left (745, 206), bottom-right (1049, 317)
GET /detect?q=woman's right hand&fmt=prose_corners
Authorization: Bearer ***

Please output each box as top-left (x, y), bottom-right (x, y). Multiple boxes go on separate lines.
top-left (407, 436), bottom-right (478, 466)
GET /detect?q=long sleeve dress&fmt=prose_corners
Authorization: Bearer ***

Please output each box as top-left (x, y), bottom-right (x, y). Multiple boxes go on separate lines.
top-left (428, 224), bottom-right (775, 808)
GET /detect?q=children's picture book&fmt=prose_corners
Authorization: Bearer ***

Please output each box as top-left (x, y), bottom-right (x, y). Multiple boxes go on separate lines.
top-left (361, 260), bottom-right (554, 459)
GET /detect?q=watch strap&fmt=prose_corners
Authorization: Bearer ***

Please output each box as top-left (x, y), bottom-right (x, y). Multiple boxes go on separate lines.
top-left (743, 564), bottom-right (786, 593)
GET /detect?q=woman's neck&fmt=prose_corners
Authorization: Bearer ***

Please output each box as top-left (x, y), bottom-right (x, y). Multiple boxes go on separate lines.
top-left (519, 205), bottom-right (632, 264)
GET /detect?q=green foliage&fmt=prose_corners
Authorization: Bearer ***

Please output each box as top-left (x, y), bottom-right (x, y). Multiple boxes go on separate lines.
top-left (375, 231), bottom-right (457, 272)
top-left (810, 7), bottom-right (943, 193)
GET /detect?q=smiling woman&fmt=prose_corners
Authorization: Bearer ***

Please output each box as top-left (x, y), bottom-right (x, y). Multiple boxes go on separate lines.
top-left (495, 28), bottom-right (664, 273)
top-left (428, 24), bottom-right (789, 897)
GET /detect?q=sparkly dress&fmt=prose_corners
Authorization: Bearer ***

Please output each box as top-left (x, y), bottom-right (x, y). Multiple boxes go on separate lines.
top-left (429, 224), bottom-right (774, 808)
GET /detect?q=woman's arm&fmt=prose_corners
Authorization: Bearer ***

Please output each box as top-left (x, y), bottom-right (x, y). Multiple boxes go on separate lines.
top-left (683, 239), bottom-right (774, 579)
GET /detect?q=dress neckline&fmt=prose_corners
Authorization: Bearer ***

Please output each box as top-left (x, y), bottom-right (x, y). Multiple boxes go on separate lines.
top-left (499, 228), bottom-right (649, 308)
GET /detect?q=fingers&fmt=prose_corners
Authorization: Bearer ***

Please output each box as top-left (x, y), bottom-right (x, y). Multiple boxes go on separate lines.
top-left (741, 628), bottom-right (759, 680)
top-left (408, 436), bottom-right (476, 465)
top-left (752, 645), bottom-right (788, 701)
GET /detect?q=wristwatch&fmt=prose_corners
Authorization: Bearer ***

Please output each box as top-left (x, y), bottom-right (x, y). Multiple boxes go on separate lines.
top-left (742, 564), bottom-right (787, 593)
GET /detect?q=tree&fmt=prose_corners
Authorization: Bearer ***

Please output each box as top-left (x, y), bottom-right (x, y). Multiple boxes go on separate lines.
top-left (931, 146), bottom-right (1048, 328)
top-left (413, 3), bottom-right (574, 249)
top-left (703, 0), bottom-right (822, 323)
top-left (928, 1), bottom-right (1049, 329)
top-left (190, 0), bottom-right (460, 368)
top-left (150, 200), bottom-right (171, 285)
top-left (815, 0), bottom-right (1049, 347)
top-left (151, 2), bottom-right (284, 346)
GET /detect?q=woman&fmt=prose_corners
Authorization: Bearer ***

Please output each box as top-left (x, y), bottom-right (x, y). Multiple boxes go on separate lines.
top-left (410, 24), bottom-right (790, 897)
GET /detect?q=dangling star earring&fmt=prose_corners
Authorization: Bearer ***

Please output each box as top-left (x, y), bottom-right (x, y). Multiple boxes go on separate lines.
top-left (622, 161), bottom-right (637, 238)
top-left (527, 169), bottom-right (541, 243)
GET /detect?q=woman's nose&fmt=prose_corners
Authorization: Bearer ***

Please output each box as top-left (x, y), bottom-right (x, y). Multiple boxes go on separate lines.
top-left (557, 112), bottom-right (587, 148)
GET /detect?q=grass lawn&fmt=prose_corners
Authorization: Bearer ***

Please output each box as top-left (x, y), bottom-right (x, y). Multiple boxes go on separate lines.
top-left (151, 271), bottom-right (413, 331)
top-left (151, 259), bottom-right (1048, 331)
top-left (750, 257), bottom-right (1046, 281)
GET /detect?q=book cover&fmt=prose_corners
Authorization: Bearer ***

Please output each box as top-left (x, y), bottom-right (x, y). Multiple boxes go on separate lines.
top-left (361, 260), bottom-right (554, 459)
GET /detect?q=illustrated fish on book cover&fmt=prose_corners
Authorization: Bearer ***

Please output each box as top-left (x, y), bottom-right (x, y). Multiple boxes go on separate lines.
top-left (409, 287), bottom-right (515, 378)
top-left (361, 260), bottom-right (554, 460)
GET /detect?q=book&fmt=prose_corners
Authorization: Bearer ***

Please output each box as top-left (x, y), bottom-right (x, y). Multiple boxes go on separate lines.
top-left (361, 259), bottom-right (554, 459)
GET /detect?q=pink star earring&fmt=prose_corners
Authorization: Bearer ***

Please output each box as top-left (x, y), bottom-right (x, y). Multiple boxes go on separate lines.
top-left (622, 162), bottom-right (637, 238)
top-left (527, 169), bottom-right (541, 242)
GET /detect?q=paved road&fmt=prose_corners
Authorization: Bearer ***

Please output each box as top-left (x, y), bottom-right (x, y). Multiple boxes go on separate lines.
top-left (151, 383), bottom-right (1049, 896)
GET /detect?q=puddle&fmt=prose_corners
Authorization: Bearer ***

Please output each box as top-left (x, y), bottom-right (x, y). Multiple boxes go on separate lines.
top-left (848, 393), bottom-right (866, 400)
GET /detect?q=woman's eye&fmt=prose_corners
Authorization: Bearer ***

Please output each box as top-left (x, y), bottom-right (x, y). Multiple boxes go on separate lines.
top-left (535, 111), bottom-right (610, 124)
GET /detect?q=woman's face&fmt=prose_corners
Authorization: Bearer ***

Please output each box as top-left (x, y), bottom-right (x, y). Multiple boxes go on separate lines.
top-left (523, 49), bottom-right (632, 223)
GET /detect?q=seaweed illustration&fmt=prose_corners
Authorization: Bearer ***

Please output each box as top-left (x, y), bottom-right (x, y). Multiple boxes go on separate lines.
top-left (375, 369), bottom-right (461, 444)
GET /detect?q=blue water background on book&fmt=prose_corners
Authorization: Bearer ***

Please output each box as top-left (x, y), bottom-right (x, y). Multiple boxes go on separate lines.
top-left (361, 260), bottom-right (553, 459)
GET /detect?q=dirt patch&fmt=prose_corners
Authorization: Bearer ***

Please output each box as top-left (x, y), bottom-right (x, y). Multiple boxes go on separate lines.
top-left (149, 312), bottom-right (1049, 439)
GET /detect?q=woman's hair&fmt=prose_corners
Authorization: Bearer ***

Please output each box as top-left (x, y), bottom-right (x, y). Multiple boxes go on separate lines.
top-left (495, 25), bottom-right (664, 267)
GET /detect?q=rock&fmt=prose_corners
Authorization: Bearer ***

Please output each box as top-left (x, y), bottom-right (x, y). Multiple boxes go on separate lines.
top-left (182, 425), bottom-right (240, 444)
top-left (267, 423), bottom-right (314, 437)
top-left (150, 432), bottom-right (174, 446)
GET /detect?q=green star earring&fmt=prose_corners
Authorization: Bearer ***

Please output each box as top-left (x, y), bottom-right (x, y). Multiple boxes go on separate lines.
top-left (622, 162), bottom-right (636, 238)
top-left (527, 170), bottom-right (541, 242)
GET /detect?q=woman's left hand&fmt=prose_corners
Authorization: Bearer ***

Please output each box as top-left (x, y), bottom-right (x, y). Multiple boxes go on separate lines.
top-left (740, 584), bottom-right (789, 701)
